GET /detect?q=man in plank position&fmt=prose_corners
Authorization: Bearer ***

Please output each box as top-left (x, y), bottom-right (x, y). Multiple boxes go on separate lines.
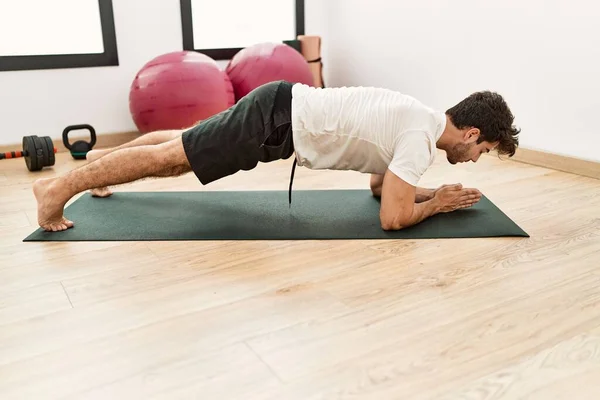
top-left (33, 80), bottom-right (519, 232)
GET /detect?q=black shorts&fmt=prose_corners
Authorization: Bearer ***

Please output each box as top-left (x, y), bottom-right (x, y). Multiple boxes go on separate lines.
top-left (181, 80), bottom-right (295, 185)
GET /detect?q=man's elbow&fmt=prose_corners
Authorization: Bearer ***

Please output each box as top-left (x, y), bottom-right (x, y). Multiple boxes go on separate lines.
top-left (370, 183), bottom-right (382, 197)
top-left (380, 217), bottom-right (407, 231)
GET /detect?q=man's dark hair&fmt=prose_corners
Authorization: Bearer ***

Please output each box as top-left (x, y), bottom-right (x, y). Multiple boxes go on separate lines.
top-left (446, 91), bottom-right (520, 157)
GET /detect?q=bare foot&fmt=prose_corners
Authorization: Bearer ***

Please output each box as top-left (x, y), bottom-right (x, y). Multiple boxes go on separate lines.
top-left (33, 178), bottom-right (74, 232)
top-left (86, 149), bottom-right (113, 197)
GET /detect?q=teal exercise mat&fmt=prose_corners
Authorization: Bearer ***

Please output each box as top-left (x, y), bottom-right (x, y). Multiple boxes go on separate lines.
top-left (23, 190), bottom-right (528, 242)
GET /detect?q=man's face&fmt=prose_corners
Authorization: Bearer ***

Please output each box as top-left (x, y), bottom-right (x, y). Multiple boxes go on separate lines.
top-left (446, 138), bottom-right (496, 164)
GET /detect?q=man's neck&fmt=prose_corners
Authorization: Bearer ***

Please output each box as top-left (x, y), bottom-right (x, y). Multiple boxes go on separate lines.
top-left (436, 115), bottom-right (454, 151)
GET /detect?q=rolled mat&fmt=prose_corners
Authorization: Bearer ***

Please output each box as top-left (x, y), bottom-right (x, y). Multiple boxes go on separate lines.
top-left (23, 190), bottom-right (528, 242)
top-left (298, 35), bottom-right (324, 87)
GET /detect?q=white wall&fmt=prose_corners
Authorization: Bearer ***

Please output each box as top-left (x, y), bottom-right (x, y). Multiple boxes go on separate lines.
top-left (321, 0), bottom-right (600, 162)
top-left (0, 0), bottom-right (183, 146)
top-left (0, 0), bottom-right (327, 147)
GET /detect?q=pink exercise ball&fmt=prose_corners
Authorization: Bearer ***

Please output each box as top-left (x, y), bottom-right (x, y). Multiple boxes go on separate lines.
top-left (226, 42), bottom-right (313, 101)
top-left (129, 51), bottom-right (235, 133)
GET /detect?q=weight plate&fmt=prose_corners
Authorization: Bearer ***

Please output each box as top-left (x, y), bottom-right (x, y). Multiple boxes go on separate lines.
top-left (32, 136), bottom-right (44, 172)
top-left (43, 136), bottom-right (55, 167)
top-left (40, 136), bottom-right (52, 167)
top-left (23, 136), bottom-right (37, 171)
top-left (39, 135), bottom-right (49, 168)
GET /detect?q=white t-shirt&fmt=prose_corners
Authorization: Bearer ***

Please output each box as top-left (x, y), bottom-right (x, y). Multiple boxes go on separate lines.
top-left (290, 83), bottom-right (446, 186)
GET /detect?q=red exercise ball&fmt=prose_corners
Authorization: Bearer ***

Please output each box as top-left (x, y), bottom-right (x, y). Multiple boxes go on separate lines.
top-left (226, 42), bottom-right (314, 101)
top-left (129, 51), bottom-right (235, 134)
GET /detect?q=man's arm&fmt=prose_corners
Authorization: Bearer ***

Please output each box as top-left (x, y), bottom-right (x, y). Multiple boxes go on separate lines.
top-left (377, 170), bottom-right (482, 231)
top-left (378, 170), bottom-right (441, 230)
top-left (370, 174), bottom-right (384, 196)
top-left (415, 187), bottom-right (435, 202)
top-left (371, 173), bottom-right (434, 202)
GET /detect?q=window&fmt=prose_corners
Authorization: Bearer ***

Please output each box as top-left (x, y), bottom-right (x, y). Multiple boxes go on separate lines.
top-left (180, 0), bottom-right (304, 60)
top-left (0, 0), bottom-right (118, 71)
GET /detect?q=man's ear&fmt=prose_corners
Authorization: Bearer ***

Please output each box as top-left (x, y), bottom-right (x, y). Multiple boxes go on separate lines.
top-left (463, 127), bottom-right (480, 143)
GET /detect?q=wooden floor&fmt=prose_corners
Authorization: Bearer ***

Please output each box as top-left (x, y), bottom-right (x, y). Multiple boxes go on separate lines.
top-left (1, 150), bottom-right (599, 399)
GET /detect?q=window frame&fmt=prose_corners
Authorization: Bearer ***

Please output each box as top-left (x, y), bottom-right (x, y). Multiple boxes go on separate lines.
top-left (180, 0), bottom-right (305, 60)
top-left (0, 0), bottom-right (119, 72)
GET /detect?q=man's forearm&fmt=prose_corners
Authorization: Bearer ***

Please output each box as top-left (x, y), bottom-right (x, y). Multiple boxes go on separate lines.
top-left (372, 184), bottom-right (433, 203)
top-left (382, 197), bottom-right (441, 231)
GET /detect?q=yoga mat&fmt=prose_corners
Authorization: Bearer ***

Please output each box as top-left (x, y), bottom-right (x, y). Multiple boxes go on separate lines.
top-left (23, 190), bottom-right (528, 242)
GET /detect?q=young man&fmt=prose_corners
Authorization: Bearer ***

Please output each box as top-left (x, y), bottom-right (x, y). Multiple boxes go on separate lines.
top-left (33, 80), bottom-right (520, 232)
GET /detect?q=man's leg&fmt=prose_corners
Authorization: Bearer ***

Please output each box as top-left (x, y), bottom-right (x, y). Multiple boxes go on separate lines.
top-left (86, 129), bottom-right (184, 197)
top-left (86, 129), bottom-right (183, 161)
top-left (33, 136), bottom-right (191, 232)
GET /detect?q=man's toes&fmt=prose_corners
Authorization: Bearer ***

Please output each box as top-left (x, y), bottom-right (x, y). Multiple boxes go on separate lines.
top-left (43, 219), bottom-right (72, 232)
top-left (90, 187), bottom-right (112, 198)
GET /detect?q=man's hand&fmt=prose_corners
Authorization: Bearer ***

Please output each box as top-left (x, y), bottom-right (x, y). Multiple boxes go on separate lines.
top-left (432, 183), bottom-right (460, 198)
top-left (433, 184), bottom-right (482, 212)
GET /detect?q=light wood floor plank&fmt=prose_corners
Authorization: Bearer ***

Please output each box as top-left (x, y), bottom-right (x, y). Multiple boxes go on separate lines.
top-left (248, 270), bottom-right (600, 400)
top-left (0, 209), bottom-right (30, 231)
top-left (2, 340), bottom-right (282, 400)
top-left (0, 242), bottom-right (156, 296)
top-left (0, 283), bottom-right (72, 327)
top-left (431, 327), bottom-right (600, 400)
top-left (61, 239), bottom-right (390, 308)
top-left (246, 244), bottom-right (600, 382)
top-left (0, 287), bottom-right (346, 398)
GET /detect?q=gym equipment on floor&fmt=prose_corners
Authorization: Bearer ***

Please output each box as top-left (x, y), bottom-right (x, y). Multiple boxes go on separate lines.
top-left (0, 135), bottom-right (56, 171)
top-left (63, 124), bottom-right (97, 160)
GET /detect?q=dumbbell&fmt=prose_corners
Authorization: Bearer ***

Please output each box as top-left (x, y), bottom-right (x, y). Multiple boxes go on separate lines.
top-left (0, 135), bottom-right (57, 171)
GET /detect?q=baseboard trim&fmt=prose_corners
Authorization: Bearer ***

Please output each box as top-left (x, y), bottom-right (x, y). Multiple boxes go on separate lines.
top-left (511, 147), bottom-right (600, 180)
top-left (0, 131), bottom-right (143, 155)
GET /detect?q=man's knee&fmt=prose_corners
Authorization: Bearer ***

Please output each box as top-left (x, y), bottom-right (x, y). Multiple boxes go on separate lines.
top-left (170, 129), bottom-right (184, 139)
top-left (154, 129), bottom-right (184, 141)
top-left (164, 163), bottom-right (191, 177)
top-left (154, 160), bottom-right (191, 177)
top-left (153, 138), bottom-right (191, 176)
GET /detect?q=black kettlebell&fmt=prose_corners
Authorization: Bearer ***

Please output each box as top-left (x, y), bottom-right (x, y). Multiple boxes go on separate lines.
top-left (63, 124), bottom-right (96, 160)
